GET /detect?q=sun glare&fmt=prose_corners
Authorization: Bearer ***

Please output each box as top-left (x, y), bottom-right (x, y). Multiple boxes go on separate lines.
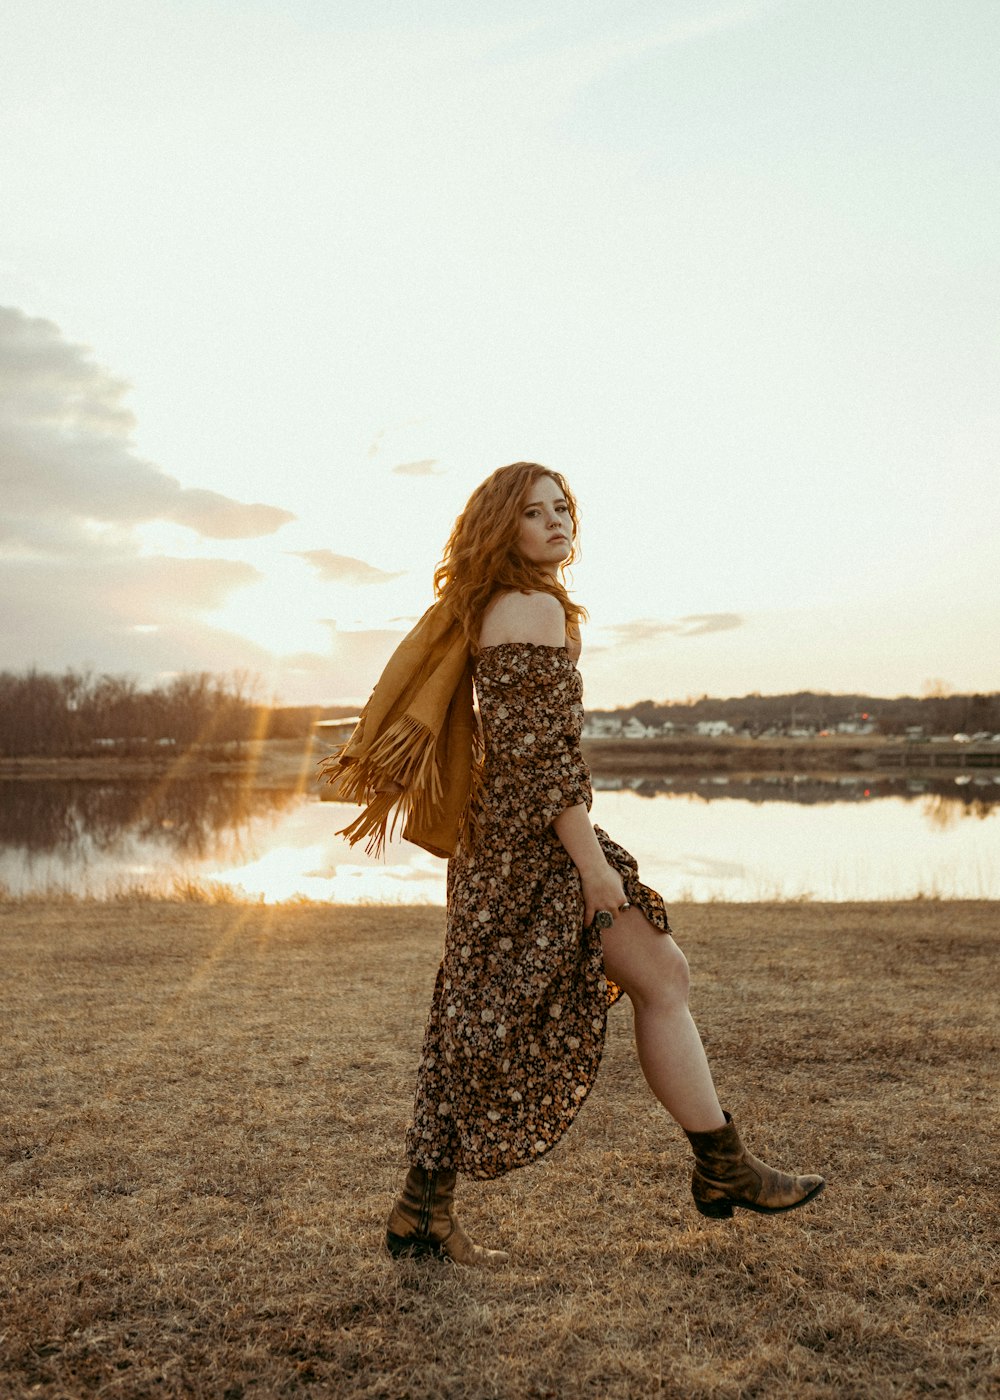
top-left (204, 576), bottom-right (333, 659)
top-left (205, 841), bottom-right (446, 905)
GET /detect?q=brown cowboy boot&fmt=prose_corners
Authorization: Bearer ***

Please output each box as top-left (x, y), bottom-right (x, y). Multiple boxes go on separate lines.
top-left (685, 1112), bottom-right (825, 1219)
top-left (385, 1165), bottom-right (509, 1266)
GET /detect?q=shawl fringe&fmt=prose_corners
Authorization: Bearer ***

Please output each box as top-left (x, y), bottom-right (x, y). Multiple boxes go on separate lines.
top-left (318, 600), bottom-right (479, 859)
top-left (322, 714), bottom-right (445, 858)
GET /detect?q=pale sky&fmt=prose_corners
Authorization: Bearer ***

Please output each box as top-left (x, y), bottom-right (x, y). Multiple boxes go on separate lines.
top-left (2, 0), bottom-right (998, 708)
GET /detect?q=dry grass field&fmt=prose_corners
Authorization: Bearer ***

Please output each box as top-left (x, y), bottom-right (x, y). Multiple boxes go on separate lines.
top-left (1, 897), bottom-right (997, 1399)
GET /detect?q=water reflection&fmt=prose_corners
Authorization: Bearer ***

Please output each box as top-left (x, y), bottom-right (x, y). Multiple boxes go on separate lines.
top-left (919, 791), bottom-right (997, 830)
top-left (0, 772), bottom-right (996, 902)
top-left (592, 786), bottom-right (998, 903)
top-left (0, 779), bottom-right (298, 895)
top-left (0, 779), bottom-right (296, 857)
top-left (592, 771), bottom-right (1000, 814)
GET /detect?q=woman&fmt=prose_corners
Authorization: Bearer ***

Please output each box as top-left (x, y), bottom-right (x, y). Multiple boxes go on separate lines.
top-left (325, 462), bottom-right (824, 1267)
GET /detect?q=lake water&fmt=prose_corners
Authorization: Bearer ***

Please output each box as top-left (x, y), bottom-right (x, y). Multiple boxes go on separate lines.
top-left (1, 772), bottom-right (997, 903)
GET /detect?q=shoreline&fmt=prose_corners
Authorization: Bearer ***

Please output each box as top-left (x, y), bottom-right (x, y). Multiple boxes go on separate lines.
top-left (0, 737), bottom-right (325, 788)
top-left (2, 733), bottom-right (998, 788)
top-left (583, 734), bottom-right (1000, 776)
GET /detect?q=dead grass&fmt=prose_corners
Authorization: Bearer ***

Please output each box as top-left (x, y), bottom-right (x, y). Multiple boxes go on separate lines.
top-left (1, 900), bottom-right (997, 1399)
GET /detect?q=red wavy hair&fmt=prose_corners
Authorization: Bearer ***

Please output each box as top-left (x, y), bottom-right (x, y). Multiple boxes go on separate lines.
top-left (434, 462), bottom-right (588, 650)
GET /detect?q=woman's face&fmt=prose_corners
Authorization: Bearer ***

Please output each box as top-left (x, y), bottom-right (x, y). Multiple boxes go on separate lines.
top-left (515, 474), bottom-right (575, 573)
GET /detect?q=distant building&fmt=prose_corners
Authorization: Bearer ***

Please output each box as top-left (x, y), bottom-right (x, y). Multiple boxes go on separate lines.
top-left (623, 716), bottom-right (657, 739)
top-left (582, 715), bottom-right (623, 738)
top-left (695, 720), bottom-right (734, 738)
top-left (313, 717), bottom-right (361, 744)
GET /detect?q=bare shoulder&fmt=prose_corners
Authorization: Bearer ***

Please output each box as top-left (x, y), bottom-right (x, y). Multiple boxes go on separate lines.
top-left (479, 590), bottom-right (566, 648)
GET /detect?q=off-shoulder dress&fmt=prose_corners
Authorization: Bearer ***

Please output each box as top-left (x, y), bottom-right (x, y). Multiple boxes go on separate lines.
top-left (405, 642), bottom-right (671, 1180)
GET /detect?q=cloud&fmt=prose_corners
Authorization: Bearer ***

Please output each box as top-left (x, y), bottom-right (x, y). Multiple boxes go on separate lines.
top-left (605, 619), bottom-right (680, 647)
top-left (0, 305), bottom-right (295, 678)
top-left (674, 613), bottom-right (744, 637)
top-left (0, 553), bottom-right (267, 673)
top-left (606, 614), bottom-right (744, 646)
top-left (295, 549), bottom-right (404, 585)
top-left (0, 306), bottom-right (294, 541)
top-left (392, 458), bottom-right (441, 477)
top-left (167, 489), bottom-right (292, 539)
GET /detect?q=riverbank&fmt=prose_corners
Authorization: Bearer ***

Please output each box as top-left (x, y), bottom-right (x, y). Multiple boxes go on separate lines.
top-left (1, 898), bottom-right (996, 1398)
top-left (3, 733), bottom-right (997, 792)
top-left (583, 734), bottom-right (1000, 775)
top-left (0, 737), bottom-right (323, 789)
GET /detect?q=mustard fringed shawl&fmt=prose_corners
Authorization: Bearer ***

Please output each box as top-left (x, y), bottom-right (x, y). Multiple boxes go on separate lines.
top-left (319, 601), bottom-right (480, 859)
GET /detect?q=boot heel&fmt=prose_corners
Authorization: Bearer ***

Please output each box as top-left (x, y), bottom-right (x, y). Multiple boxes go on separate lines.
top-left (386, 1164), bottom-right (509, 1267)
top-left (685, 1111), bottom-right (826, 1220)
top-left (695, 1197), bottom-right (734, 1220)
top-left (385, 1230), bottom-right (443, 1259)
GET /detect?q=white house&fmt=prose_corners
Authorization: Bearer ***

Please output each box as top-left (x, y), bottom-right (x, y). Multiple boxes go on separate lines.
top-left (837, 720), bottom-right (876, 735)
top-left (623, 716), bottom-right (657, 739)
top-left (695, 720), bottom-right (734, 738)
top-left (582, 715), bottom-right (623, 738)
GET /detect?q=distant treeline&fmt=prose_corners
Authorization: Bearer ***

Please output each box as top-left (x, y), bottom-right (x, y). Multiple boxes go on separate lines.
top-left (588, 690), bottom-right (1000, 737)
top-left (3, 669), bottom-right (998, 758)
top-left (0, 669), bottom-right (357, 758)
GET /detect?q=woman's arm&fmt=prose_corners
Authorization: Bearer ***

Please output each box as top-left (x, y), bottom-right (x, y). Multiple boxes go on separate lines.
top-left (553, 803), bottom-right (627, 929)
top-left (483, 591), bottom-right (623, 924)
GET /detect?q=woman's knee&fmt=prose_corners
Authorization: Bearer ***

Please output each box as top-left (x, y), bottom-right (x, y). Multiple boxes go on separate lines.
top-left (645, 936), bottom-right (690, 1007)
top-left (607, 920), bottom-right (690, 1008)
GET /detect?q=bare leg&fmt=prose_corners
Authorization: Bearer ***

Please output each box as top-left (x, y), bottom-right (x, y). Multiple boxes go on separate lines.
top-left (601, 909), bottom-right (826, 1216)
top-left (600, 909), bottom-right (726, 1134)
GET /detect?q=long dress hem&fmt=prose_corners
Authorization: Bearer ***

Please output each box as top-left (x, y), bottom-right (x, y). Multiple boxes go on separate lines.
top-left (404, 642), bottom-right (671, 1181)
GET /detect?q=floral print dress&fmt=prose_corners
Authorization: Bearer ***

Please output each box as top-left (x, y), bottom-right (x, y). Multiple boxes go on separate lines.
top-left (405, 642), bottom-right (670, 1180)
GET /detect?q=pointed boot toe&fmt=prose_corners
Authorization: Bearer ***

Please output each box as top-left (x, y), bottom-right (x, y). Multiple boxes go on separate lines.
top-left (685, 1112), bottom-right (826, 1219)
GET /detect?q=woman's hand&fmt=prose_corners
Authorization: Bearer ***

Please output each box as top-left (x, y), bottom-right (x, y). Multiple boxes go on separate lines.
top-left (579, 861), bottom-right (628, 931)
top-left (551, 805), bottom-right (629, 929)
